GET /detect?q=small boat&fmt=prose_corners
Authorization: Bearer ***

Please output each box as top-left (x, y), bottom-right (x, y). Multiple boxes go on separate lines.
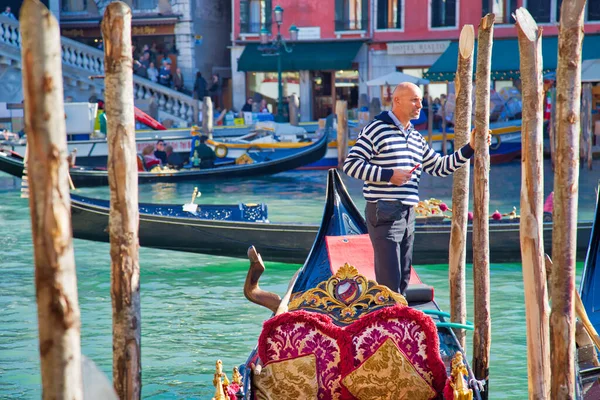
top-left (207, 119), bottom-right (523, 169)
top-left (68, 190), bottom-right (592, 264)
top-left (0, 132), bottom-right (328, 187)
top-left (577, 184), bottom-right (600, 399)
top-left (0, 123), bottom-right (322, 168)
top-left (214, 169), bottom-right (482, 399)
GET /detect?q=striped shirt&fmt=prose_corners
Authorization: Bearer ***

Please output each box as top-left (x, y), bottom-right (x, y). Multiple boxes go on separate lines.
top-left (343, 111), bottom-right (474, 205)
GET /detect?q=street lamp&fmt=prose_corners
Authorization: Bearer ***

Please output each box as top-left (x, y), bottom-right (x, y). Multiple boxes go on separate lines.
top-left (258, 5), bottom-right (297, 123)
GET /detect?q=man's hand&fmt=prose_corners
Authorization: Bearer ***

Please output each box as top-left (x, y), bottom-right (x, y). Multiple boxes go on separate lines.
top-left (469, 128), bottom-right (492, 148)
top-left (389, 168), bottom-right (413, 186)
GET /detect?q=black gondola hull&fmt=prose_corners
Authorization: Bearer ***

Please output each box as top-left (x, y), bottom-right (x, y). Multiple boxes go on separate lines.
top-left (0, 132), bottom-right (328, 187)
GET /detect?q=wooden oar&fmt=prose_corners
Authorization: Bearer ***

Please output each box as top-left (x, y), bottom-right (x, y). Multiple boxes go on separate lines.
top-left (575, 291), bottom-right (600, 351)
top-left (546, 254), bottom-right (600, 351)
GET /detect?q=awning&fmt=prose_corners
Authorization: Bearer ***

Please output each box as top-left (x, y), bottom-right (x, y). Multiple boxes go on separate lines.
top-left (581, 59), bottom-right (600, 83)
top-left (423, 35), bottom-right (600, 82)
top-left (237, 41), bottom-right (364, 72)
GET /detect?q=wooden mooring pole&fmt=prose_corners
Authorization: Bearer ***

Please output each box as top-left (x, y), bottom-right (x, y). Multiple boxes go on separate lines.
top-left (101, 3), bottom-right (142, 399)
top-left (472, 14), bottom-right (494, 399)
top-left (550, 1), bottom-right (586, 398)
top-left (449, 24), bottom-right (474, 350)
top-left (515, 8), bottom-right (551, 399)
top-left (336, 100), bottom-right (348, 169)
top-left (20, 0), bottom-right (83, 398)
top-left (203, 96), bottom-right (214, 139)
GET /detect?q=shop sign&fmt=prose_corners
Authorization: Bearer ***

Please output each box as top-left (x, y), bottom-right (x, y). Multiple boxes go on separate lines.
top-left (298, 27), bottom-right (321, 40)
top-left (387, 41), bottom-right (450, 55)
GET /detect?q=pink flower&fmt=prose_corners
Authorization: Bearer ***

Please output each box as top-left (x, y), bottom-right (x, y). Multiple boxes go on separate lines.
top-left (468, 211), bottom-right (473, 221)
top-left (439, 203), bottom-right (448, 212)
top-left (492, 210), bottom-right (502, 220)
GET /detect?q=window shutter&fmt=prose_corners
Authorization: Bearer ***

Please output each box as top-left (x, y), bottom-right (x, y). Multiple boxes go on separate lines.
top-left (361, 0), bottom-right (368, 30)
top-left (335, 0), bottom-right (344, 30)
top-left (264, 0), bottom-right (272, 32)
top-left (482, 0), bottom-right (489, 16)
top-left (240, 0), bottom-right (249, 33)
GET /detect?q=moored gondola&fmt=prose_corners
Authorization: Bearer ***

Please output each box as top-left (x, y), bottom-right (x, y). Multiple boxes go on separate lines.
top-left (212, 169), bottom-right (482, 399)
top-left (68, 189), bottom-right (593, 265)
top-left (577, 183), bottom-right (600, 399)
top-left (0, 131), bottom-right (328, 187)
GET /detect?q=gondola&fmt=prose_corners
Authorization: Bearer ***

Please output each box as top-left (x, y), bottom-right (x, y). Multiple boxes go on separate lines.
top-left (577, 183), bottom-right (600, 399)
top-left (213, 169), bottom-right (482, 399)
top-left (69, 191), bottom-right (593, 264)
top-left (70, 194), bottom-right (318, 264)
top-left (0, 131), bottom-right (328, 187)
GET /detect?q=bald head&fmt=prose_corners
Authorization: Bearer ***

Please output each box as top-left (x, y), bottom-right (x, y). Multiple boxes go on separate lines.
top-left (391, 82), bottom-right (423, 127)
top-left (392, 82), bottom-right (421, 100)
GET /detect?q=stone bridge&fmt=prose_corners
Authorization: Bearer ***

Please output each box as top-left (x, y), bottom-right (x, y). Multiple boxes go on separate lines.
top-left (0, 15), bottom-right (198, 125)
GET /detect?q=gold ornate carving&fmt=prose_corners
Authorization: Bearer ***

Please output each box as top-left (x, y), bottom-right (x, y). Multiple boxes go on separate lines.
top-left (232, 366), bottom-right (242, 385)
top-left (342, 338), bottom-right (437, 400)
top-left (212, 360), bottom-right (227, 400)
top-left (288, 263), bottom-right (407, 325)
top-left (450, 352), bottom-right (473, 400)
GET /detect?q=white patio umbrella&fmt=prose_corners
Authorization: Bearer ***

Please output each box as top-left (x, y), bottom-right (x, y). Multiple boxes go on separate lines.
top-left (366, 71), bottom-right (430, 86)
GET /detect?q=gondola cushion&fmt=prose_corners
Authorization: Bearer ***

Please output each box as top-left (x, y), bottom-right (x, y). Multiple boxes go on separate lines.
top-left (257, 305), bottom-right (446, 399)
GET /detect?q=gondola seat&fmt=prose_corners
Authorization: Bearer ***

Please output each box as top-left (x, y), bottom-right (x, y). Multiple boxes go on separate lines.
top-left (254, 264), bottom-right (447, 400)
top-left (325, 234), bottom-right (435, 304)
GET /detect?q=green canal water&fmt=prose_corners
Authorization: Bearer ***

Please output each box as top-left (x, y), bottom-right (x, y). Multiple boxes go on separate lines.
top-left (0, 160), bottom-right (598, 399)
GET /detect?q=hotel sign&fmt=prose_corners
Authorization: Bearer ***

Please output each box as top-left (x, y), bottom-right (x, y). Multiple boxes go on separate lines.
top-left (387, 41), bottom-right (450, 55)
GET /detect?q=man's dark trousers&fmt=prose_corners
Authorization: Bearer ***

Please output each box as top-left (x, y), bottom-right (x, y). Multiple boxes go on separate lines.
top-left (365, 200), bottom-right (415, 296)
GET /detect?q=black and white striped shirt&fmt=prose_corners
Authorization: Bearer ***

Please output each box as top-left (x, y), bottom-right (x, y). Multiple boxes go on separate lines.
top-left (343, 111), bottom-right (474, 206)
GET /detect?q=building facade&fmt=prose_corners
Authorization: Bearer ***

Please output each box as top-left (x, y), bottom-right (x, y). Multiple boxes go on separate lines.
top-left (231, 0), bottom-right (600, 121)
top-left (232, 0), bottom-right (371, 121)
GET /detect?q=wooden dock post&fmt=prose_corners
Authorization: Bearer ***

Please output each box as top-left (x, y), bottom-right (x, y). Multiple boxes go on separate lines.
top-left (472, 14), bottom-right (494, 399)
top-left (550, 1), bottom-right (586, 398)
top-left (202, 96), bottom-right (214, 139)
top-left (549, 87), bottom-right (556, 170)
top-left (427, 94), bottom-right (433, 147)
top-left (449, 24), bottom-right (474, 350)
top-left (289, 93), bottom-right (299, 126)
top-left (101, 3), bottom-right (142, 399)
top-left (19, 0), bottom-right (83, 398)
top-left (441, 100), bottom-right (448, 155)
top-left (336, 100), bottom-right (348, 169)
top-left (515, 8), bottom-right (551, 399)
top-left (582, 83), bottom-right (593, 170)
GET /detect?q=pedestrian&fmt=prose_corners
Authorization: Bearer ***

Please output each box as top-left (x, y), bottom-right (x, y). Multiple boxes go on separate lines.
top-left (147, 62), bottom-right (158, 83)
top-left (241, 97), bottom-right (253, 113)
top-left (343, 82), bottom-right (491, 296)
top-left (193, 72), bottom-right (208, 100)
top-left (2, 6), bottom-right (16, 20)
top-left (173, 67), bottom-right (185, 92)
top-left (158, 61), bottom-right (172, 87)
top-left (209, 74), bottom-right (222, 110)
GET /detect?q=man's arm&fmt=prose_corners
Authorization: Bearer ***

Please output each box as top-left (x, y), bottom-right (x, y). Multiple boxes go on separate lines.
top-left (342, 122), bottom-right (394, 182)
top-left (421, 139), bottom-right (474, 178)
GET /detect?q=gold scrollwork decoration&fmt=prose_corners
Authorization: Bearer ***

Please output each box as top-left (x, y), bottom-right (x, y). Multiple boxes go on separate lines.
top-left (450, 352), bottom-right (473, 400)
top-left (288, 263), bottom-right (407, 325)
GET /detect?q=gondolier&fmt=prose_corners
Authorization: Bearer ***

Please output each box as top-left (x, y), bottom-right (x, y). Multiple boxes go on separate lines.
top-left (343, 82), bottom-right (490, 296)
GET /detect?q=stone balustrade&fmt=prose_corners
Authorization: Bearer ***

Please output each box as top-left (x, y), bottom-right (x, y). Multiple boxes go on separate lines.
top-left (0, 15), bottom-right (198, 124)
